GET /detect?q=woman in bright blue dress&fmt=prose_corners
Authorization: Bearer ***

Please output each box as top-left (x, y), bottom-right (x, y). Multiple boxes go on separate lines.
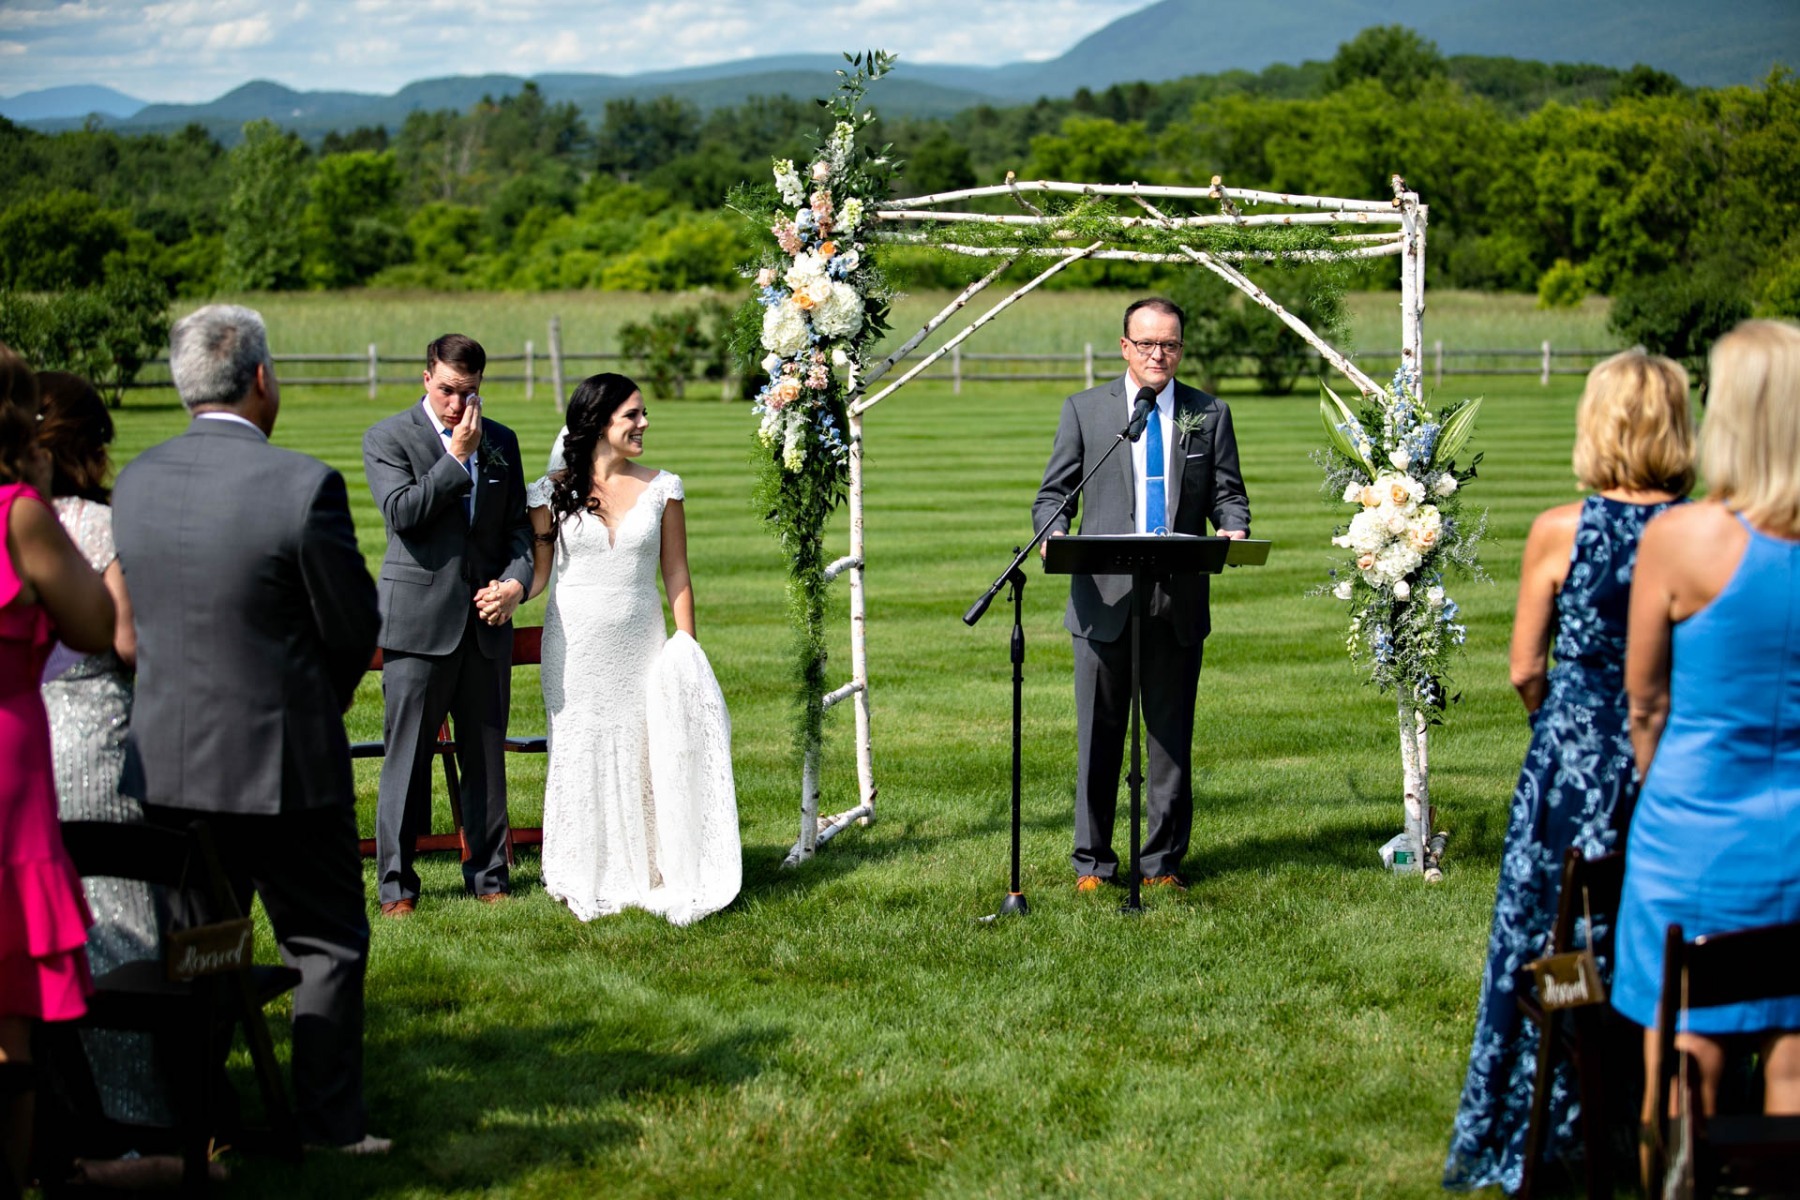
top-left (1445, 350), bottom-right (1695, 1193)
top-left (1614, 319), bottom-right (1800, 1154)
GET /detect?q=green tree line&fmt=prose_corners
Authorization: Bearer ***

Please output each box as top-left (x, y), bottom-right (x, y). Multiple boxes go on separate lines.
top-left (0, 26), bottom-right (1794, 317)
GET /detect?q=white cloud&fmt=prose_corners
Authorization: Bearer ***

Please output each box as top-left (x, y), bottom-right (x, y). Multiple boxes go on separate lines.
top-left (1, 0), bottom-right (1148, 102)
top-left (203, 16), bottom-right (274, 51)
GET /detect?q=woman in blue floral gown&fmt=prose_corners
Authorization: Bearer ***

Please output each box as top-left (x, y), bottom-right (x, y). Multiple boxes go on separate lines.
top-left (1444, 350), bottom-right (1695, 1193)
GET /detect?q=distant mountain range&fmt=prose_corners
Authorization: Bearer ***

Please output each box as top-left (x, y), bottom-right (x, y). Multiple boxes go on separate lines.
top-left (4, 0), bottom-right (1792, 139)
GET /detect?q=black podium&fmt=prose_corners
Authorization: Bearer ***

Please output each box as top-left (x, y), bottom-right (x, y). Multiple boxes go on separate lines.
top-left (1044, 533), bottom-right (1270, 912)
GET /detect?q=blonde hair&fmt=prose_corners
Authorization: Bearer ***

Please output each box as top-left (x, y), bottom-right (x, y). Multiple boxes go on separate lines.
top-left (1701, 319), bottom-right (1800, 537)
top-left (1571, 348), bottom-right (1696, 494)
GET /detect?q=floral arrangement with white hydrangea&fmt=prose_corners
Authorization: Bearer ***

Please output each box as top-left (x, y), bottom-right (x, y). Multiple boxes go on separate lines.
top-left (1317, 364), bottom-right (1486, 875)
top-left (747, 81), bottom-right (890, 478)
top-left (731, 50), bottom-right (897, 776)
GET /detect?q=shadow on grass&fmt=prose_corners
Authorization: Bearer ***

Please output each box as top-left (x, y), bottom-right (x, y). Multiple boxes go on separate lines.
top-left (1191, 809), bottom-right (1413, 876)
top-left (230, 1019), bottom-right (788, 1197)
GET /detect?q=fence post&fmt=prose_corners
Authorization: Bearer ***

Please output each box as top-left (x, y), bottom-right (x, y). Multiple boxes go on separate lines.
top-left (525, 339), bottom-right (534, 401)
top-left (1433, 338), bottom-right (1443, 390)
top-left (367, 344), bottom-right (378, 400)
top-left (952, 345), bottom-right (961, 396)
top-left (1541, 340), bottom-right (1551, 386)
top-left (1084, 342), bottom-right (1095, 390)
top-left (550, 317), bottom-right (565, 413)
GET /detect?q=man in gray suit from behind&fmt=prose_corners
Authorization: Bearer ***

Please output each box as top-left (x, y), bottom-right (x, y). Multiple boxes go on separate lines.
top-left (363, 334), bottom-right (532, 915)
top-left (114, 304), bottom-right (386, 1152)
top-left (1033, 297), bottom-right (1250, 891)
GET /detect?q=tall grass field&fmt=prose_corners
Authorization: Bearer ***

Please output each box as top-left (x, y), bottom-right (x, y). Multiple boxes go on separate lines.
top-left (97, 292), bottom-right (1614, 1199)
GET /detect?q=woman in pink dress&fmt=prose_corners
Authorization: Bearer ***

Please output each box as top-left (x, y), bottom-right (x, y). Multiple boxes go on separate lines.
top-left (0, 345), bottom-right (115, 1193)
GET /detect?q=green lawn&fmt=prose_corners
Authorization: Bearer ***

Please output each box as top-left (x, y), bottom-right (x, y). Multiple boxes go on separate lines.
top-left (101, 336), bottom-right (1592, 1198)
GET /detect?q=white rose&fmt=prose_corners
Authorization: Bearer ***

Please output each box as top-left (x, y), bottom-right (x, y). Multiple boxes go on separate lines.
top-left (1427, 586), bottom-right (1446, 608)
top-left (1433, 473), bottom-right (1458, 497)
top-left (1393, 579), bottom-right (1411, 601)
top-left (761, 352), bottom-right (781, 373)
top-left (1333, 580), bottom-right (1354, 600)
top-left (1342, 481), bottom-right (1363, 504)
top-left (761, 301), bottom-right (811, 358)
top-left (1331, 533), bottom-right (1353, 549)
top-left (1389, 448), bottom-right (1411, 471)
top-left (1384, 509), bottom-right (1408, 536)
top-left (785, 251), bottom-right (828, 291)
top-left (831, 347), bottom-right (850, 367)
top-left (812, 281), bottom-right (864, 338)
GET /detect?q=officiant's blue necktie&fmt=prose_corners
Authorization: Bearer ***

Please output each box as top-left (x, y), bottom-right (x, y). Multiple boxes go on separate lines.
top-left (1144, 405), bottom-right (1167, 534)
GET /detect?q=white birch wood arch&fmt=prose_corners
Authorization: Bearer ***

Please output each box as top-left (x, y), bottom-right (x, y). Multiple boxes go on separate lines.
top-left (780, 173), bottom-right (1430, 868)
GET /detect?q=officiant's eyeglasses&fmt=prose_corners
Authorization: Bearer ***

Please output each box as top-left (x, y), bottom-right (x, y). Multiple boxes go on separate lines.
top-left (1127, 339), bottom-right (1184, 357)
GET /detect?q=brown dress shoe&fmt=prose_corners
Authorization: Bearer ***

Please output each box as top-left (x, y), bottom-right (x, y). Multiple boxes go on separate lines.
top-left (1141, 874), bottom-right (1190, 890)
top-left (1075, 875), bottom-right (1104, 893)
top-left (379, 898), bottom-right (415, 918)
top-left (474, 891), bottom-right (510, 905)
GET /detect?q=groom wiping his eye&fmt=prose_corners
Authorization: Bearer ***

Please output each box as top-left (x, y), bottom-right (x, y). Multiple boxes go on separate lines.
top-left (363, 333), bottom-right (533, 917)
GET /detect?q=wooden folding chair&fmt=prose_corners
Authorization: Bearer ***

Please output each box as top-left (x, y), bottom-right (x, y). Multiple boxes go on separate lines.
top-left (355, 626), bottom-right (546, 859)
top-left (1652, 918), bottom-right (1800, 1197)
top-left (1514, 848), bottom-right (1629, 1199)
top-left (45, 819), bottom-right (303, 1196)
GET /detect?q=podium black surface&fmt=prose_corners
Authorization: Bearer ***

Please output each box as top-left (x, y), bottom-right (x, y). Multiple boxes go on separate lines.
top-left (1043, 534), bottom-right (1270, 911)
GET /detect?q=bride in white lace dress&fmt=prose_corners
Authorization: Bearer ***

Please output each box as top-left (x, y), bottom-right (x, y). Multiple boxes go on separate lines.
top-left (523, 373), bottom-right (740, 924)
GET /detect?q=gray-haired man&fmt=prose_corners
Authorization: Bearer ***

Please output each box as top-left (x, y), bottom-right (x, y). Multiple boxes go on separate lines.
top-left (114, 304), bottom-right (387, 1153)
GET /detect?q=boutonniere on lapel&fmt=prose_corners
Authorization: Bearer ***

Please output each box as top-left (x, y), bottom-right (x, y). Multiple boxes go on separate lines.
top-left (477, 433), bottom-right (507, 471)
top-left (1174, 408), bottom-right (1207, 442)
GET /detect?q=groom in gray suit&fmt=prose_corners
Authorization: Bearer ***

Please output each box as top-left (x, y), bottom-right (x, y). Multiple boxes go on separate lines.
top-left (1033, 298), bottom-right (1250, 891)
top-left (114, 304), bottom-right (386, 1151)
top-left (364, 334), bottom-right (532, 915)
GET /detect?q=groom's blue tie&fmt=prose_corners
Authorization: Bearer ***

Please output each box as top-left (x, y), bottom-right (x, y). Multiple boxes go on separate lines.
top-left (1144, 402), bottom-right (1167, 534)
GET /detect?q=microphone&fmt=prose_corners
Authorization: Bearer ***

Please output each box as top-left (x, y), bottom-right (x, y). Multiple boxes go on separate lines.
top-left (1126, 386), bottom-right (1157, 441)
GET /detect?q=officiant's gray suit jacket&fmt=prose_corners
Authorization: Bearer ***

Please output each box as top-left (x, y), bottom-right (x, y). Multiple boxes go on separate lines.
top-left (1032, 377), bottom-right (1250, 645)
top-left (362, 403), bottom-right (532, 658)
top-left (114, 417), bottom-right (380, 815)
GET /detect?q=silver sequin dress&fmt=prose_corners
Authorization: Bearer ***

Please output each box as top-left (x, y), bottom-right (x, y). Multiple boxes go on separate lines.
top-left (42, 496), bottom-right (170, 1127)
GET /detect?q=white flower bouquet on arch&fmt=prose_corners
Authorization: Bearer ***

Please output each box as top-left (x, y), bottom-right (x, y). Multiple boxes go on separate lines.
top-left (1317, 364), bottom-right (1487, 877)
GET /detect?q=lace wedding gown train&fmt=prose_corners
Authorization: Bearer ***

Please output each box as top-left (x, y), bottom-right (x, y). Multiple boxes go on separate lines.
top-left (530, 469), bottom-right (741, 925)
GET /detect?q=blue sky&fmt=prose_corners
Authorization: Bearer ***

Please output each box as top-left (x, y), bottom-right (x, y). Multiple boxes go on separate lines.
top-left (0, 0), bottom-right (1147, 101)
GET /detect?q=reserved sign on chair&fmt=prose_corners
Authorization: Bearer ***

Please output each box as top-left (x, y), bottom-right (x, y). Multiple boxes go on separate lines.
top-left (166, 918), bottom-right (254, 981)
top-left (1527, 949), bottom-right (1607, 1011)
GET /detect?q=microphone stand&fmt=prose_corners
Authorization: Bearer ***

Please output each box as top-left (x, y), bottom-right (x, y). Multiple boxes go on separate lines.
top-left (967, 400), bottom-right (1150, 922)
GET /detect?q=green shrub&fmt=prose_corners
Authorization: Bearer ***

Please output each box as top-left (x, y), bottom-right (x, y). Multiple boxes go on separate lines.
top-left (1608, 264), bottom-right (1751, 382)
top-left (618, 297), bottom-right (742, 400)
top-left (1535, 258), bottom-right (1590, 309)
top-left (0, 270), bottom-right (170, 405)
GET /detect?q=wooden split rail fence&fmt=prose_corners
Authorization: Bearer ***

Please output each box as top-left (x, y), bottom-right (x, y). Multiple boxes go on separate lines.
top-left (118, 325), bottom-right (1621, 399)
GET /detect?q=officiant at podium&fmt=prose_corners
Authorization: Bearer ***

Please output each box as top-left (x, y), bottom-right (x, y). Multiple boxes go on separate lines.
top-left (1033, 298), bottom-right (1250, 893)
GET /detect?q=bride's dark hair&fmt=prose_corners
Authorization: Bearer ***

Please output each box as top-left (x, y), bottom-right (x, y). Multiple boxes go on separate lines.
top-left (544, 372), bottom-right (640, 542)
